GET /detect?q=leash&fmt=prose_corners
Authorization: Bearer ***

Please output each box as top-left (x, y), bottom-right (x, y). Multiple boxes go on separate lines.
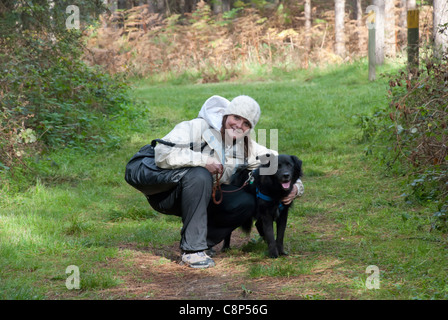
top-left (212, 172), bottom-right (224, 204)
top-left (151, 138), bottom-right (252, 205)
top-left (212, 171), bottom-right (254, 205)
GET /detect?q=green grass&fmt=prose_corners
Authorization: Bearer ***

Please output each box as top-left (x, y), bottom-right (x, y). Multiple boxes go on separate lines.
top-left (1, 59), bottom-right (447, 300)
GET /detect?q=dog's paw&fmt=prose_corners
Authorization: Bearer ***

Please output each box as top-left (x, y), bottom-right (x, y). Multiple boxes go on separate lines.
top-left (268, 247), bottom-right (279, 258)
top-left (277, 245), bottom-right (288, 256)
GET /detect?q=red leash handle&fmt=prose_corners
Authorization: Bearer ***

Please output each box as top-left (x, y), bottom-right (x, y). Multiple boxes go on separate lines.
top-left (212, 172), bottom-right (224, 204)
top-left (212, 171), bottom-right (252, 205)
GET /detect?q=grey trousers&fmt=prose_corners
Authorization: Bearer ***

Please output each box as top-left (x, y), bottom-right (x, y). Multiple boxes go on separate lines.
top-left (146, 167), bottom-right (255, 252)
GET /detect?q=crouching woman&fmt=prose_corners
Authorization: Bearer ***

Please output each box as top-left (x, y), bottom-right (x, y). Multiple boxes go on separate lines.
top-left (125, 95), bottom-right (303, 268)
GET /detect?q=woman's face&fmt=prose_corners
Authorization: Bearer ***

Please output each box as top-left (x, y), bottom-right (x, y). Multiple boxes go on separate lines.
top-left (224, 114), bottom-right (251, 140)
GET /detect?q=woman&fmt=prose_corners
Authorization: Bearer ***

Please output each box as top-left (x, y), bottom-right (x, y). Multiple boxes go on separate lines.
top-left (125, 95), bottom-right (304, 268)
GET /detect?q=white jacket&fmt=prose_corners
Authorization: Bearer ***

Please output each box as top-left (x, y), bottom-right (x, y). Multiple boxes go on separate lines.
top-left (154, 117), bottom-right (274, 185)
top-left (154, 96), bottom-right (304, 196)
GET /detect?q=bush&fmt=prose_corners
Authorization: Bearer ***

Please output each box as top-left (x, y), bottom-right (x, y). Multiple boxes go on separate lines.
top-left (361, 48), bottom-right (448, 231)
top-left (0, 1), bottom-right (134, 173)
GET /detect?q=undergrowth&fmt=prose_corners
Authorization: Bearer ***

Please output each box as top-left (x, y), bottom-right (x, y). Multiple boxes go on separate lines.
top-left (0, 2), bottom-right (140, 189)
top-left (360, 46), bottom-right (448, 232)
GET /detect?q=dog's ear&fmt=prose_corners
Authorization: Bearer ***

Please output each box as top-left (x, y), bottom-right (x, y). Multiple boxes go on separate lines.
top-left (291, 155), bottom-right (303, 179)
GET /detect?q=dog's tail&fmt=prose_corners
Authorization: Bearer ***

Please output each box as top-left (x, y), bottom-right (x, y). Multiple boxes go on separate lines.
top-left (241, 217), bottom-right (253, 234)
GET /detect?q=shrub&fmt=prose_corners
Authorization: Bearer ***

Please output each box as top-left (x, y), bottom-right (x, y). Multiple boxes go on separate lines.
top-left (361, 48), bottom-right (448, 231)
top-left (0, 1), bottom-right (133, 173)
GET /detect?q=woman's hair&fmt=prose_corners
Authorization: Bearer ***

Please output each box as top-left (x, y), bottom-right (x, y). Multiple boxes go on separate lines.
top-left (220, 115), bottom-right (250, 162)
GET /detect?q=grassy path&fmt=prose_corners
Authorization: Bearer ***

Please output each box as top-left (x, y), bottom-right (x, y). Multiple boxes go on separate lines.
top-left (1, 62), bottom-right (447, 300)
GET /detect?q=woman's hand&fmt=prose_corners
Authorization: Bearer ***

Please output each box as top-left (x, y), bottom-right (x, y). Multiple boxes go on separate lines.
top-left (282, 184), bottom-right (298, 205)
top-left (205, 157), bottom-right (223, 175)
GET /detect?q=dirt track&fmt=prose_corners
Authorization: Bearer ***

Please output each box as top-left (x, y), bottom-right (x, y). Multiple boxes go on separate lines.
top-left (101, 229), bottom-right (352, 300)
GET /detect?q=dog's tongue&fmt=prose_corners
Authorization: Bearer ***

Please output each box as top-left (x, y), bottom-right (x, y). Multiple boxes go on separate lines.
top-left (282, 181), bottom-right (291, 189)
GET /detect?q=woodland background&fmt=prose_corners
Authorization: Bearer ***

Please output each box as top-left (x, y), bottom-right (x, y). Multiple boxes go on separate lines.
top-left (86, 0), bottom-right (443, 78)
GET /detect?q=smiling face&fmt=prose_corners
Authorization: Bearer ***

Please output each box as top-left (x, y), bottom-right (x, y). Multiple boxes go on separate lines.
top-left (224, 114), bottom-right (251, 141)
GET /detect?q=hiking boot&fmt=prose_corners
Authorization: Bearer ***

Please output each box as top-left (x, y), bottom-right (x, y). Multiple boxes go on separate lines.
top-left (205, 247), bottom-right (217, 257)
top-left (181, 251), bottom-right (215, 269)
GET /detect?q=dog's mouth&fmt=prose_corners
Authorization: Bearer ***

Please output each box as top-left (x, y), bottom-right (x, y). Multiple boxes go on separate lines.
top-left (281, 181), bottom-right (291, 190)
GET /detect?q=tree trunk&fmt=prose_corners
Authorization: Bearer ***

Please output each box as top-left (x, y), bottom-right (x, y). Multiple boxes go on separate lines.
top-left (146, 0), bottom-right (157, 13)
top-left (433, 0), bottom-right (448, 56)
top-left (213, 0), bottom-right (223, 14)
top-left (304, 0), bottom-right (311, 53)
top-left (398, 0), bottom-right (407, 51)
top-left (117, 0), bottom-right (127, 9)
top-left (384, 0), bottom-right (395, 57)
top-left (372, 0), bottom-right (384, 65)
top-left (354, 0), bottom-right (362, 53)
top-left (156, 0), bottom-right (165, 14)
top-left (48, 0), bottom-right (56, 42)
top-left (222, 0), bottom-right (231, 12)
top-left (334, 0), bottom-right (346, 58)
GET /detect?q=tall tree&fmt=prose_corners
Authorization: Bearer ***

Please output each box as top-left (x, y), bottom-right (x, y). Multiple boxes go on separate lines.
top-left (372, 0), bottom-right (384, 65)
top-left (354, 0), bottom-right (362, 53)
top-left (384, 0), bottom-right (395, 57)
top-left (212, 0), bottom-right (223, 14)
top-left (398, 0), bottom-right (407, 51)
top-left (222, 0), bottom-right (230, 12)
top-left (334, 0), bottom-right (346, 58)
top-left (433, 0), bottom-right (448, 56)
top-left (117, 0), bottom-right (127, 9)
top-left (304, 0), bottom-right (311, 53)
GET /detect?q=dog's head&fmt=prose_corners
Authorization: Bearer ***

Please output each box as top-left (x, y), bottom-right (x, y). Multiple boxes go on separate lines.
top-left (276, 154), bottom-right (302, 191)
top-left (257, 153), bottom-right (303, 191)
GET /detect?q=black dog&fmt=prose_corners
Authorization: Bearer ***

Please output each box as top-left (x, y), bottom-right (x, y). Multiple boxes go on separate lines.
top-left (224, 154), bottom-right (303, 258)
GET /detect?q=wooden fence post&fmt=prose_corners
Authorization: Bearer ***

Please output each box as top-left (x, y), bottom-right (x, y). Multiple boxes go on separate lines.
top-left (369, 27), bottom-right (376, 81)
top-left (407, 9), bottom-right (419, 69)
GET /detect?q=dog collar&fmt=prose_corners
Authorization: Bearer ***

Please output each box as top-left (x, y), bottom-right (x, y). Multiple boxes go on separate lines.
top-left (256, 187), bottom-right (273, 202)
top-left (256, 187), bottom-right (285, 210)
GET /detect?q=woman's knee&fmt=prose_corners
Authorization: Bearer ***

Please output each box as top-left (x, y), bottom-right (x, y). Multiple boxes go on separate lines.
top-left (182, 167), bottom-right (213, 189)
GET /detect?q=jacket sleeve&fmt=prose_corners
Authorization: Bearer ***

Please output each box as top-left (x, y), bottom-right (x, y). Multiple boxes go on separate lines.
top-left (154, 119), bottom-right (210, 169)
top-left (295, 179), bottom-right (304, 197)
top-left (245, 139), bottom-right (279, 170)
top-left (253, 140), bottom-right (279, 158)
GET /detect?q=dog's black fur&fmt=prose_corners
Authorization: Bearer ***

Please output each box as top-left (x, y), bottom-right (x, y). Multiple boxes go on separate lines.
top-left (224, 154), bottom-right (303, 258)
